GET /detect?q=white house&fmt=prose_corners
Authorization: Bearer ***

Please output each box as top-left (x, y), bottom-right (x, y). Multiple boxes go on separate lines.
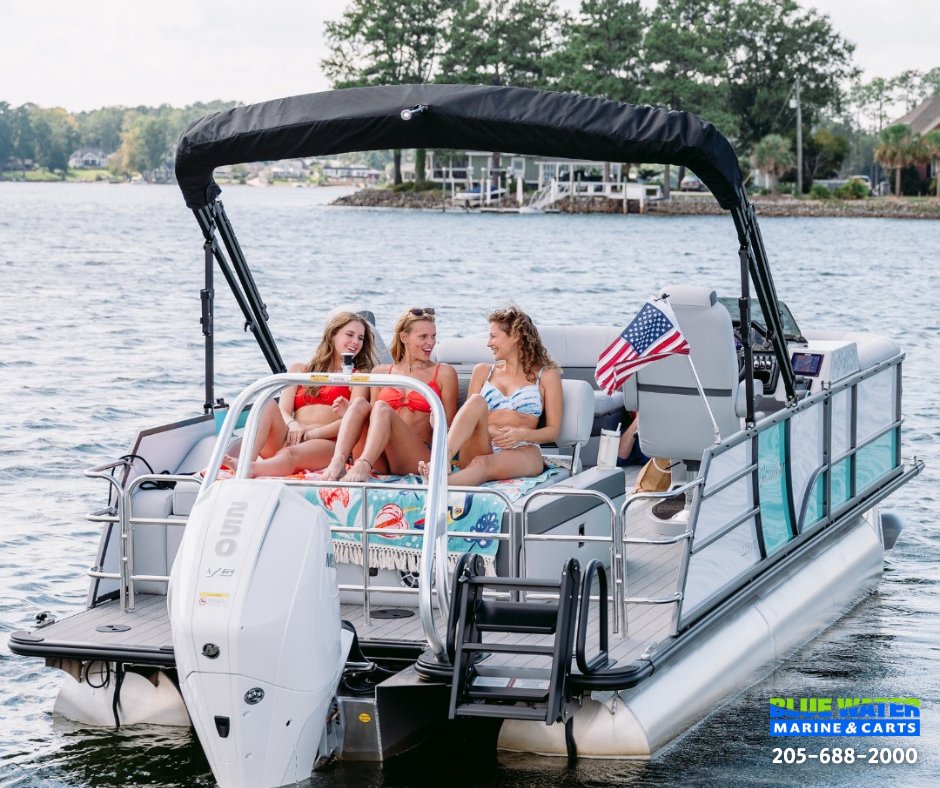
top-left (68, 149), bottom-right (109, 169)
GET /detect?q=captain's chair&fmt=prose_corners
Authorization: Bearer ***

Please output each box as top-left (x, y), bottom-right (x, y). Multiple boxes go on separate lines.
top-left (623, 285), bottom-right (753, 467)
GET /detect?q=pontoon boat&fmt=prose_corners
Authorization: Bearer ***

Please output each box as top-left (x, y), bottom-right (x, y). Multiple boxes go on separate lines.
top-left (10, 84), bottom-right (923, 788)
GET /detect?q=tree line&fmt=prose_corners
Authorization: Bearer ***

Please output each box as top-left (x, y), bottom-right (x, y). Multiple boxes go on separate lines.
top-left (323, 0), bottom-right (939, 193)
top-left (0, 101), bottom-right (237, 179)
top-left (1, 0), bottom-right (937, 191)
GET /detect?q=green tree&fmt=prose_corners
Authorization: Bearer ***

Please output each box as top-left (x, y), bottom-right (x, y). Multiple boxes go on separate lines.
top-left (77, 106), bottom-right (126, 153)
top-left (323, 0), bottom-right (452, 86)
top-left (31, 107), bottom-right (79, 173)
top-left (438, 0), bottom-right (563, 188)
top-left (752, 133), bottom-right (795, 193)
top-left (439, 0), bottom-right (563, 88)
top-left (111, 113), bottom-right (171, 178)
top-left (922, 129), bottom-right (940, 198)
top-left (643, 0), bottom-right (735, 197)
top-left (554, 0), bottom-right (646, 185)
top-left (323, 0), bottom-right (455, 184)
top-left (555, 0), bottom-right (645, 101)
top-left (853, 77), bottom-right (896, 134)
top-left (803, 128), bottom-right (849, 184)
top-left (875, 123), bottom-right (917, 197)
top-left (0, 102), bottom-right (12, 173)
top-left (892, 69), bottom-right (924, 112)
top-left (727, 0), bottom-right (856, 151)
top-left (10, 104), bottom-right (37, 176)
top-left (922, 67), bottom-right (940, 98)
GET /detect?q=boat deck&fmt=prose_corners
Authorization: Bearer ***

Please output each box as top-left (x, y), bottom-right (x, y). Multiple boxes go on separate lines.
top-left (11, 489), bottom-right (686, 677)
top-left (9, 592), bottom-right (175, 666)
top-left (340, 495), bottom-right (685, 670)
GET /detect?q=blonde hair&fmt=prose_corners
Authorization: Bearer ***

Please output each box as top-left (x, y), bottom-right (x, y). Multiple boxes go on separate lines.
top-left (303, 312), bottom-right (377, 397)
top-left (488, 305), bottom-right (558, 380)
top-left (388, 308), bottom-right (436, 363)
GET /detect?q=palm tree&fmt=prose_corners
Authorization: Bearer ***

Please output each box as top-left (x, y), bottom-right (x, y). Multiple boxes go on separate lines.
top-left (922, 129), bottom-right (940, 198)
top-left (875, 123), bottom-right (918, 197)
top-left (752, 134), bottom-right (795, 194)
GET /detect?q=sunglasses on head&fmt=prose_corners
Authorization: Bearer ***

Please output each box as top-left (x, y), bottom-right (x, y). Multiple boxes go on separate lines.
top-left (408, 307), bottom-right (436, 317)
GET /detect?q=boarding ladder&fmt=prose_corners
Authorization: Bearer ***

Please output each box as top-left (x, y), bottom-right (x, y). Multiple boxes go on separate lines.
top-left (447, 553), bottom-right (610, 724)
top-left (523, 179), bottom-right (569, 211)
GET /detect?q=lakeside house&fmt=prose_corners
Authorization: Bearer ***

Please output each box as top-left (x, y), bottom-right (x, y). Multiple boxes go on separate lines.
top-left (425, 150), bottom-right (624, 190)
top-left (67, 149), bottom-right (109, 169)
top-left (892, 95), bottom-right (940, 185)
top-left (322, 162), bottom-right (384, 183)
top-left (894, 95), bottom-right (940, 135)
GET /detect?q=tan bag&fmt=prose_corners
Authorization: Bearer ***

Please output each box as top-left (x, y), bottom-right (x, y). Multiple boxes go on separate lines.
top-left (634, 458), bottom-right (672, 493)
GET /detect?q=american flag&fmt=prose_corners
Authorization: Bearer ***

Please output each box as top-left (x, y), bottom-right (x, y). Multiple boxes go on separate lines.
top-left (595, 298), bottom-right (690, 394)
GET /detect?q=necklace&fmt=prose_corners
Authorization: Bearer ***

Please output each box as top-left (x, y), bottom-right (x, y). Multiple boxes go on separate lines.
top-left (406, 359), bottom-right (430, 373)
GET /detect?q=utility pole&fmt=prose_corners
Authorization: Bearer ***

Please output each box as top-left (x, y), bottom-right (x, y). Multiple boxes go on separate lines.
top-left (791, 78), bottom-right (803, 196)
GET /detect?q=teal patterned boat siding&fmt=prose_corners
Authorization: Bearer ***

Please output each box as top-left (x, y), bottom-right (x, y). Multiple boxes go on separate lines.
top-left (758, 421), bottom-right (793, 554)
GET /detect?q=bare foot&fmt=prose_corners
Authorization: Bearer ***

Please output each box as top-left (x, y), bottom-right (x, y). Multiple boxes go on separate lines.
top-left (223, 453), bottom-right (239, 470)
top-left (344, 458), bottom-right (374, 483)
top-left (320, 456), bottom-right (347, 481)
top-left (417, 460), bottom-right (430, 483)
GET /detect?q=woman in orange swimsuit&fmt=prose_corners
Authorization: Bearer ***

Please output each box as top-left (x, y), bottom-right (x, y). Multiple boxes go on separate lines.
top-left (419, 306), bottom-right (562, 486)
top-left (321, 308), bottom-right (457, 482)
top-left (231, 310), bottom-right (377, 476)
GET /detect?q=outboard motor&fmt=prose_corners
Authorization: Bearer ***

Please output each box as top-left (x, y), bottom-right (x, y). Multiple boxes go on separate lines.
top-left (169, 479), bottom-right (351, 788)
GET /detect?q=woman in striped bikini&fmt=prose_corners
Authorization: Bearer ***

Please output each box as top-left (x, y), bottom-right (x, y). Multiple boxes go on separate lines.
top-left (419, 306), bottom-right (563, 486)
top-left (228, 310), bottom-right (377, 476)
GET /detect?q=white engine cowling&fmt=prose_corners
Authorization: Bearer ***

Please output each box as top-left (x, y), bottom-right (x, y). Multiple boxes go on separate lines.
top-left (169, 479), bottom-right (347, 788)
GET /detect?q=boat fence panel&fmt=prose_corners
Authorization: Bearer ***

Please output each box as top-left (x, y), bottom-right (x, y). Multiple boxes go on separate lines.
top-left (788, 405), bottom-right (825, 532)
top-left (701, 441), bottom-right (750, 496)
top-left (756, 421), bottom-right (794, 554)
top-left (682, 452), bottom-right (760, 613)
top-left (830, 389), bottom-right (853, 510)
top-left (855, 367), bottom-right (899, 494)
top-left (676, 357), bottom-right (907, 630)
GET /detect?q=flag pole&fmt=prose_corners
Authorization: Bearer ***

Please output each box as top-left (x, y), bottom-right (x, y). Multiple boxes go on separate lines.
top-left (686, 355), bottom-right (722, 444)
top-left (655, 293), bottom-right (722, 445)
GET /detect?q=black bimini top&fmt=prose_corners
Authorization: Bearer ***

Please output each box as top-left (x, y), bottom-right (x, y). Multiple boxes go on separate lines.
top-left (175, 84), bottom-right (745, 211)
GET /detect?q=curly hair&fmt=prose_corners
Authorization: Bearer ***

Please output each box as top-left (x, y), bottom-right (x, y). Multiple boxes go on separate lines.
top-left (388, 308), bottom-right (436, 363)
top-left (488, 305), bottom-right (558, 380)
top-left (302, 312), bottom-right (377, 398)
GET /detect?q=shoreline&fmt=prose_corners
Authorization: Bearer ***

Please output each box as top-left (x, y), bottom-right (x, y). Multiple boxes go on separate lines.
top-left (331, 188), bottom-right (940, 219)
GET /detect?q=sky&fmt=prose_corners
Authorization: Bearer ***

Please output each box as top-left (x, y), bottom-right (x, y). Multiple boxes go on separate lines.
top-left (1, 0), bottom-right (937, 112)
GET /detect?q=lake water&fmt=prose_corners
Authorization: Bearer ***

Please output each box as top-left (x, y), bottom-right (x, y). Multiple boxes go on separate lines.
top-left (1, 182), bottom-right (937, 786)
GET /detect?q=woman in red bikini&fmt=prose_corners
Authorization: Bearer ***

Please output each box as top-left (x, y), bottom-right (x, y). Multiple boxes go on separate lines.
top-left (231, 310), bottom-right (377, 476)
top-left (321, 307), bottom-right (457, 482)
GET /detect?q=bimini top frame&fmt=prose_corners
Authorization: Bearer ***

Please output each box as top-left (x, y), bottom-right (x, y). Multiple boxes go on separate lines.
top-left (174, 84), bottom-right (797, 413)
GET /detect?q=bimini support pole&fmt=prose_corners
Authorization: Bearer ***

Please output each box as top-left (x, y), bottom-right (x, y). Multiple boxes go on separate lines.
top-left (201, 239), bottom-right (215, 413)
top-left (731, 201), bottom-right (797, 405)
top-left (193, 202), bottom-right (286, 376)
top-left (738, 245), bottom-right (756, 427)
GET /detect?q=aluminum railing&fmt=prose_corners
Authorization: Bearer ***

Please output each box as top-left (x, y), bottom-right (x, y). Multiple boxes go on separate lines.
top-left (618, 479), bottom-right (700, 638)
top-left (207, 372), bottom-right (452, 659)
top-left (518, 488), bottom-right (621, 631)
top-left (84, 458), bottom-right (135, 611)
top-left (675, 355), bottom-right (920, 630)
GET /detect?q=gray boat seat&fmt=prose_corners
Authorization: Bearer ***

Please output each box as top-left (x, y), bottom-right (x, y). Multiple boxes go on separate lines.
top-left (545, 378), bottom-right (594, 472)
top-left (435, 324), bottom-right (627, 467)
top-left (631, 285), bottom-right (755, 463)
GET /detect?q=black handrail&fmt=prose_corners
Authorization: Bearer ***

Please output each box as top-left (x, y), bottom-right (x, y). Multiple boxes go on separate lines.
top-left (576, 560), bottom-right (609, 674)
top-left (446, 552), bottom-right (485, 664)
